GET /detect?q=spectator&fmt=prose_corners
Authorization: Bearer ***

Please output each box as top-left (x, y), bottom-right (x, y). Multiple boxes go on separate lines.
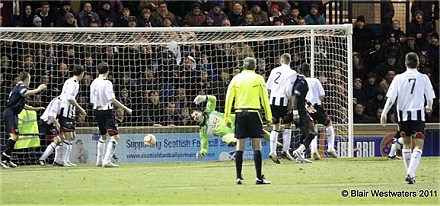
top-left (97, 1), bottom-right (117, 23)
top-left (407, 10), bottom-right (433, 50)
top-left (33, 16), bottom-right (43, 27)
top-left (138, 8), bottom-right (154, 27)
top-left (242, 12), bottom-right (255, 26)
top-left (178, 107), bottom-right (194, 126)
top-left (250, 3), bottom-right (268, 26)
top-left (411, 0), bottom-right (439, 25)
top-left (77, 2), bottom-right (101, 27)
top-left (427, 32), bottom-right (439, 82)
top-left (174, 87), bottom-right (190, 113)
top-left (127, 16), bottom-right (138, 27)
top-left (284, 6), bottom-right (301, 25)
top-left (183, 2), bottom-right (206, 27)
top-left (380, 0), bottom-right (394, 25)
top-left (352, 52), bottom-right (366, 80)
top-left (268, 3), bottom-right (283, 25)
top-left (143, 90), bottom-right (164, 126)
top-left (229, 3), bottom-right (245, 26)
top-left (374, 52), bottom-right (403, 77)
top-left (161, 17), bottom-right (174, 27)
top-left (202, 14), bottom-right (215, 26)
top-left (354, 103), bottom-right (373, 123)
top-left (304, 4), bottom-right (325, 25)
top-left (22, 5), bottom-right (34, 27)
top-left (365, 39), bottom-right (386, 69)
top-left (379, 69), bottom-right (396, 93)
top-left (221, 18), bottom-right (231, 26)
top-left (387, 19), bottom-right (406, 44)
top-left (36, 1), bottom-right (56, 27)
top-left (402, 36), bottom-right (420, 56)
top-left (104, 18), bottom-right (114, 27)
top-left (353, 15), bottom-right (376, 55)
top-left (60, 13), bottom-right (78, 27)
top-left (297, 17), bottom-right (306, 25)
top-left (363, 72), bottom-right (381, 101)
top-left (163, 102), bottom-right (179, 126)
top-left (208, 3), bottom-right (227, 26)
top-left (366, 89), bottom-right (386, 117)
top-left (353, 78), bottom-right (367, 104)
top-left (115, 7), bottom-right (131, 27)
top-left (56, 2), bottom-right (72, 26)
top-left (383, 33), bottom-right (403, 61)
top-left (115, 108), bottom-right (126, 126)
top-left (151, 1), bottom-right (178, 27)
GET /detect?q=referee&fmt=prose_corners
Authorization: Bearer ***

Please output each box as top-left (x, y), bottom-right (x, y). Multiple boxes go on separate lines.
top-left (224, 57), bottom-right (272, 185)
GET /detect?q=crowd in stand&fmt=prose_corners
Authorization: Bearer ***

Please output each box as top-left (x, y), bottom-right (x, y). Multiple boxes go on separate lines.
top-left (0, 1), bottom-right (438, 127)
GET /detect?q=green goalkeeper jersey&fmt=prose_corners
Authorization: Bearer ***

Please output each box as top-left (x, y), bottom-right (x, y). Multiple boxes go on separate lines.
top-left (199, 95), bottom-right (235, 154)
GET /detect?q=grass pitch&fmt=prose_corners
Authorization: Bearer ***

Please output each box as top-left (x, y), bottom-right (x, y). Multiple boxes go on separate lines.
top-left (1, 157), bottom-right (439, 205)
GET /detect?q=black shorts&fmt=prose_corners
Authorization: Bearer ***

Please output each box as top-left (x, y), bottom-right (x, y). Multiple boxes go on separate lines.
top-left (270, 105), bottom-right (288, 124)
top-left (295, 113), bottom-right (314, 129)
top-left (40, 121), bottom-right (59, 137)
top-left (3, 109), bottom-right (19, 134)
top-left (59, 116), bottom-right (75, 132)
top-left (95, 110), bottom-right (119, 136)
top-left (309, 104), bottom-right (330, 125)
top-left (398, 120), bottom-right (425, 136)
top-left (234, 110), bottom-right (264, 139)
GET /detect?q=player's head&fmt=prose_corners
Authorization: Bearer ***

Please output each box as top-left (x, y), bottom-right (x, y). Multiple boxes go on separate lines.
top-left (405, 52), bottom-right (419, 69)
top-left (72, 65), bottom-right (85, 79)
top-left (191, 110), bottom-right (204, 123)
top-left (97, 62), bottom-right (110, 75)
top-left (279, 53), bottom-right (291, 65)
top-left (299, 63), bottom-right (311, 77)
top-left (243, 57), bottom-right (256, 71)
top-left (18, 71), bottom-right (31, 87)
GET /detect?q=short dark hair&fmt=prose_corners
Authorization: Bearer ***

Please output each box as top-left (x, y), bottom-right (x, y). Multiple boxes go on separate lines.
top-left (97, 62), bottom-right (109, 74)
top-left (243, 57), bottom-right (256, 70)
top-left (405, 52), bottom-right (419, 68)
top-left (72, 65), bottom-right (84, 76)
top-left (300, 63), bottom-right (311, 77)
top-left (18, 71), bottom-right (30, 81)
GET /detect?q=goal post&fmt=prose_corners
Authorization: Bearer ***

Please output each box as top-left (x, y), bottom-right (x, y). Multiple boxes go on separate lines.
top-left (0, 24), bottom-right (354, 164)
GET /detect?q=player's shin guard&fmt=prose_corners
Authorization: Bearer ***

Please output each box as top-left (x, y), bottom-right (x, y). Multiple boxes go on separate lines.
top-left (103, 141), bottom-right (117, 164)
top-left (62, 140), bottom-right (70, 164)
top-left (254, 150), bottom-right (262, 180)
top-left (402, 148), bottom-right (411, 169)
top-left (282, 129), bottom-right (291, 152)
top-left (407, 148), bottom-right (422, 178)
top-left (54, 144), bottom-right (62, 163)
top-left (326, 126), bottom-right (335, 151)
top-left (235, 150), bottom-right (244, 179)
top-left (269, 131), bottom-right (279, 153)
top-left (40, 142), bottom-right (57, 161)
top-left (2, 139), bottom-right (16, 161)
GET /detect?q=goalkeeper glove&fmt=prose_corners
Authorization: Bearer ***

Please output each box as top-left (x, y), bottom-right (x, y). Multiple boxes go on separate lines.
top-left (196, 151), bottom-right (206, 159)
top-left (193, 95), bottom-right (207, 105)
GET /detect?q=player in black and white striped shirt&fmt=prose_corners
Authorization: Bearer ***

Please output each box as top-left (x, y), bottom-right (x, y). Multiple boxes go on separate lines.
top-left (90, 62), bottom-right (132, 167)
top-left (266, 53), bottom-right (297, 163)
top-left (38, 96), bottom-right (62, 166)
top-left (381, 52), bottom-right (436, 184)
top-left (58, 65), bottom-right (86, 167)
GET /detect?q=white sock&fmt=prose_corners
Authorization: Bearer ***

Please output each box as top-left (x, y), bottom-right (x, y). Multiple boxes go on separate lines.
top-left (326, 126), bottom-right (335, 151)
top-left (397, 137), bottom-right (404, 149)
top-left (55, 145), bottom-right (62, 163)
top-left (389, 142), bottom-right (397, 157)
top-left (67, 141), bottom-right (74, 163)
top-left (282, 129), bottom-right (291, 152)
top-left (40, 142), bottom-right (57, 161)
top-left (62, 141), bottom-right (70, 164)
top-left (103, 141), bottom-right (116, 164)
top-left (407, 148), bottom-right (422, 178)
top-left (297, 144), bottom-right (306, 153)
top-left (310, 136), bottom-right (318, 153)
top-left (269, 131), bottom-right (279, 154)
top-left (97, 140), bottom-right (106, 164)
top-left (402, 148), bottom-right (412, 169)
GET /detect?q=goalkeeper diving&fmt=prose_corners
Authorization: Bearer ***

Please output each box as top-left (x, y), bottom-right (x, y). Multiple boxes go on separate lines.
top-left (192, 95), bottom-right (274, 159)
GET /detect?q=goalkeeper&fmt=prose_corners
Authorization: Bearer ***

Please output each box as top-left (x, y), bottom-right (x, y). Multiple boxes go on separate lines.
top-left (192, 95), bottom-right (273, 159)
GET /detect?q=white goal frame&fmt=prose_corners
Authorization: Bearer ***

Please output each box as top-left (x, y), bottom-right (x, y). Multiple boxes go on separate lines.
top-left (0, 24), bottom-right (354, 157)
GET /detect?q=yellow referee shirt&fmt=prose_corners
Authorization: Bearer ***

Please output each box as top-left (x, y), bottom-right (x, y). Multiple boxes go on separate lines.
top-left (224, 70), bottom-right (272, 124)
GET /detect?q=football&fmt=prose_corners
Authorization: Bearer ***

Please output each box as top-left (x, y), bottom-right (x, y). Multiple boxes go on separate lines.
top-left (144, 134), bottom-right (157, 146)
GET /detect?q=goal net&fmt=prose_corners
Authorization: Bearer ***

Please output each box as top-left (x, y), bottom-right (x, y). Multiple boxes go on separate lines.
top-left (0, 25), bottom-right (353, 164)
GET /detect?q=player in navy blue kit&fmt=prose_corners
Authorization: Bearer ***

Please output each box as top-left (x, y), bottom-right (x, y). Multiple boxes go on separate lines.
top-left (286, 73), bottom-right (316, 163)
top-left (1, 72), bottom-right (47, 169)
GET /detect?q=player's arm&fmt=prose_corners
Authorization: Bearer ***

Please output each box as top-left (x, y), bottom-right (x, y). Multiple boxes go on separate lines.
top-left (194, 95), bottom-right (217, 113)
top-left (196, 129), bottom-right (209, 159)
top-left (23, 84), bottom-right (47, 97)
top-left (423, 75), bottom-right (435, 113)
top-left (68, 99), bottom-right (86, 115)
top-left (66, 84), bottom-right (86, 115)
top-left (259, 77), bottom-right (272, 122)
top-left (106, 81), bottom-right (132, 114)
top-left (49, 115), bottom-right (61, 131)
top-left (381, 76), bottom-right (398, 126)
top-left (23, 104), bottom-right (45, 111)
top-left (224, 78), bottom-right (236, 126)
top-left (111, 98), bottom-right (132, 114)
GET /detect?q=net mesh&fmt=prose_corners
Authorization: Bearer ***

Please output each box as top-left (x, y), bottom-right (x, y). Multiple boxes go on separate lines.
top-left (0, 26), bottom-right (351, 164)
